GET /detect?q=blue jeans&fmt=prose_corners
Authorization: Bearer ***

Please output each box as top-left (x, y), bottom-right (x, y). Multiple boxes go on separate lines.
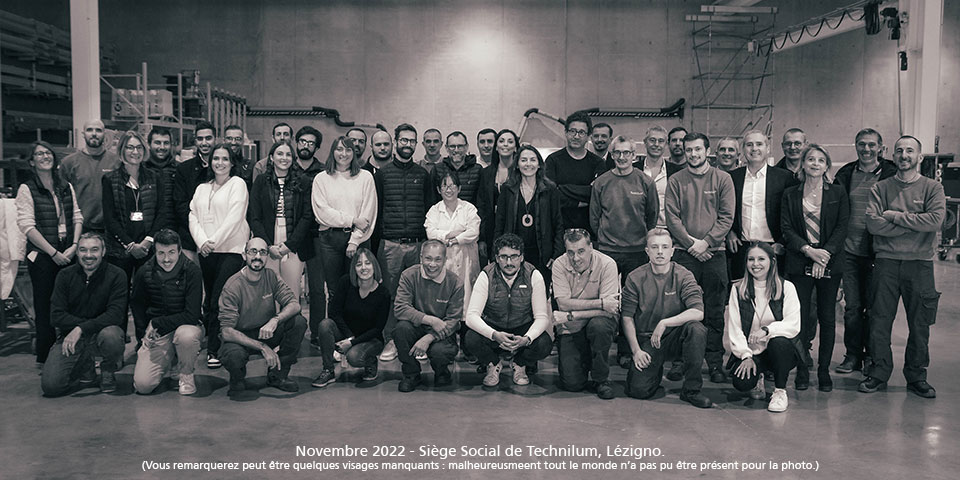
top-left (557, 316), bottom-right (618, 390)
top-left (673, 250), bottom-right (728, 370)
top-left (316, 318), bottom-right (383, 371)
top-left (867, 259), bottom-right (938, 383)
top-left (41, 325), bottom-right (125, 397)
top-left (378, 239), bottom-right (421, 341)
top-left (841, 252), bottom-right (874, 361)
top-left (625, 322), bottom-right (707, 398)
top-left (393, 320), bottom-right (459, 376)
top-left (133, 324), bottom-right (204, 394)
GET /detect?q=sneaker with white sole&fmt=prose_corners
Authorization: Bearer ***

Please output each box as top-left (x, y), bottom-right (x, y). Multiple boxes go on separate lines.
top-left (750, 373), bottom-right (766, 400)
top-left (415, 351), bottom-right (428, 361)
top-left (379, 340), bottom-right (398, 361)
top-left (768, 387), bottom-right (788, 412)
top-left (512, 362), bottom-right (529, 386)
top-left (483, 361), bottom-right (502, 387)
top-left (333, 350), bottom-right (344, 362)
top-left (207, 353), bottom-right (221, 369)
top-left (179, 373), bottom-right (197, 395)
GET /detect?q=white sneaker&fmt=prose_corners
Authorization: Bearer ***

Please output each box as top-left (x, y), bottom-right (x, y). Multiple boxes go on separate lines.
top-left (750, 373), bottom-right (766, 400)
top-left (768, 387), bottom-right (788, 412)
top-left (415, 351), bottom-right (428, 361)
top-left (333, 350), bottom-right (344, 362)
top-left (483, 361), bottom-right (502, 387)
top-left (179, 373), bottom-right (196, 395)
top-left (512, 362), bottom-right (529, 386)
top-left (379, 340), bottom-right (398, 361)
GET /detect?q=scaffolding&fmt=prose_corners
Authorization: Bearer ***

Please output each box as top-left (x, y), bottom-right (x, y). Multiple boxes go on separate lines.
top-left (687, 5), bottom-right (778, 141)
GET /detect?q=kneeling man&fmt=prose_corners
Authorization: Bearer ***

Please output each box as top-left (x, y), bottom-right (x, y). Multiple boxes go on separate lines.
top-left (552, 228), bottom-right (620, 399)
top-left (218, 238), bottom-right (307, 396)
top-left (43, 233), bottom-right (127, 396)
top-left (132, 229), bottom-right (204, 395)
top-left (465, 233), bottom-right (552, 387)
top-left (393, 240), bottom-right (463, 392)
top-left (621, 229), bottom-right (712, 408)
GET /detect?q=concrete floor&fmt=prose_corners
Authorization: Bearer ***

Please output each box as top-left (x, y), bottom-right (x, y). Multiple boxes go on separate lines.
top-left (2, 262), bottom-right (959, 480)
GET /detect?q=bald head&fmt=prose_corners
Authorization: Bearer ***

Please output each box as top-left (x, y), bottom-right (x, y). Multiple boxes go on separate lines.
top-left (246, 237), bottom-right (268, 251)
top-left (81, 119), bottom-right (106, 150)
top-left (84, 119), bottom-right (105, 130)
top-left (371, 130), bottom-right (393, 161)
top-left (243, 237), bottom-right (268, 271)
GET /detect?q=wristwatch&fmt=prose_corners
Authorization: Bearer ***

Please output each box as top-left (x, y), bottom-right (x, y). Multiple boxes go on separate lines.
top-left (567, 311), bottom-right (575, 323)
top-left (761, 326), bottom-right (770, 335)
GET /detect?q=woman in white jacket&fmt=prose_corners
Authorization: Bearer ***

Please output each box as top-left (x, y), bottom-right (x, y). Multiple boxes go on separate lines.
top-left (189, 143), bottom-right (250, 368)
top-left (725, 241), bottom-right (801, 413)
top-left (425, 170), bottom-right (480, 306)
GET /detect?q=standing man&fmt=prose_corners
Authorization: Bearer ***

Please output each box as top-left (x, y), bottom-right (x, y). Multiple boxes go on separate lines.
top-left (641, 125), bottom-right (684, 228)
top-left (431, 131), bottom-right (483, 204)
top-left (252, 122), bottom-right (294, 181)
top-left (545, 112), bottom-right (604, 233)
top-left (621, 229), bottom-right (711, 408)
top-left (365, 129), bottom-right (394, 174)
top-left (589, 123), bottom-right (613, 169)
top-left (374, 123), bottom-right (435, 362)
top-left (551, 229), bottom-right (620, 399)
top-left (860, 136), bottom-right (944, 399)
top-left (775, 128), bottom-right (808, 175)
top-left (218, 238), bottom-right (307, 396)
top-left (346, 127), bottom-right (368, 161)
top-left (726, 130), bottom-right (798, 280)
top-left (476, 128), bottom-right (497, 169)
top-left (223, 124), bottom-right (252, 187)
top-left (715, 137), bottom-right (742, 172)
top-left (420, 128), bottom-right (444, 173)
top-left (465, 233), bottom-right (553, 387)
top-left (144, 127), bottom-right (177, 230)
top-left (42, 233), bottom-right (127, 397)
top-left (174, 121), bottom-right (216, 262)
top-left (392, 240), bottom-right (462, 392)
top-left (667, 126), bottom-right (688, 166)
top-left (61, 119), bottom-right (121, 234)
top-left (665, 132), bottom-right (735, 383)
top-left (131, 229), bottom-right (203, 395)
top-left (833, 128), bottom-right (896, 373)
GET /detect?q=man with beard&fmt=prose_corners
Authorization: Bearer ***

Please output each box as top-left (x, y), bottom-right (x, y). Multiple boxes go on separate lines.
top-left (545, 111), bottom-right (604, 233)
top-left (223, 124), bottom-right (252, 187)
top-left (641, 126), bottom-right (685, 229)
top-left (144, 127), bottom-right (177, 230)
top-left (420, 128), bottom-right (444, 173)
top-left (42, 233), bottom-right (127, 396)
top-left (465, 233), bottom-right (552, 387)
top-left (219, 237), bottom-right (307, 396)
top-left (665, 132), bottom-right (735, 384)
top-left (430, 131), bottom-right (483, 204)
top-left (715, 137), bottom-right (741, 172)
top-left (476, 128), bottom-right (496, 169)
top-left (364, 129), bottom-right (393, 174)
top-left (861, 136), bottom-right (944, 399)
top-left (174, 121), bottom-right (216, 262)
top-left (588, 123), bottom-right (613, 170)
top-left (667, 126), bottom-right (688, 166)
top-left (775, 128), bottom-right (808, 175)
top-left (61, 119), bottom-right (121, 234)
top-left (392, 240), bottom-right (462, 392)
top-left (252, 122), bottom-right (293, 181)
top-left (832, 128), bottom-right (896, 374)
top-left (346, 127), bottom-right (368, 161)
top-left (374, 123), bottom-right (435, 362)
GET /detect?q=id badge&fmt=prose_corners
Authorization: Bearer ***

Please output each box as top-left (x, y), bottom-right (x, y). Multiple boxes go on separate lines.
top-left (57, 222), bottom-right (68, 237)
top-left (130, 211), bottom-right (144, 222)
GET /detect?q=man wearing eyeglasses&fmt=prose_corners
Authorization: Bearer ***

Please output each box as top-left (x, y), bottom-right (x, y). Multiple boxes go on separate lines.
top-left (430, 131), bottom-right (483, 204)
top-left (465, 233), bottom-right (552, 387)
top-left (775, 128), bottom-right (808, 175)
top-left (419, 128), bottom-right (444, 173)
top-left (61, 119), bottom-right (121, 235)
top-left (374, 123), bottom-right (436, 362)
top-left (252, 122), bottom-right (294, 182)
top-left (545, 111), bottom-right (605, 233)
top-left (551, 229), bottom-right (620, 399)
top-left (218, 237), bottom-right (307, 396)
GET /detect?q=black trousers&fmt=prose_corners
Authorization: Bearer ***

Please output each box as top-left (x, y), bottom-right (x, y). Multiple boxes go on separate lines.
top-left (731, 336), bottom-right (797, 390)
top-left (199, 252), bottom-right (243, 356)
top-left (27, 253), bottom-right (67, 364)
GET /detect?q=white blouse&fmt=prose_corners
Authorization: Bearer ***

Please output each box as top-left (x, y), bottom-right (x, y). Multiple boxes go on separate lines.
top-left (311, 169), bottom-right (377, 247)
top-left (425, 199), bottom-right (480, 245)
top-left (725, 280), bottom-right (801, 360)
top-left (189, 175), bottom-right (250, 254)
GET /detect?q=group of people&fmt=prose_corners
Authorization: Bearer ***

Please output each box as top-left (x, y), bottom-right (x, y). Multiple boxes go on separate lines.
top-left (16, 112), bottom-right (944, 412)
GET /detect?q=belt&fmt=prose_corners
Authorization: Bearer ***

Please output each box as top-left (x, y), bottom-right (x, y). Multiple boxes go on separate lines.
top-left (388, 237), bottom-right (423, 244)
top-left (323, 227), bottom-right (353, 233)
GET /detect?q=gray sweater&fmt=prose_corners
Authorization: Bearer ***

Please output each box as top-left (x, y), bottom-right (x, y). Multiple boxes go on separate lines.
top-left (865, 175), bottom-right (945, 261)
top-left (590, 169), bottom-right (659, 252)
top-left (665, 166), bottom-right (736, 251)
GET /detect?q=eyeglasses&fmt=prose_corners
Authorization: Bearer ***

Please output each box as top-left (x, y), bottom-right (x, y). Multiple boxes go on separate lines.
top-left (298, 139), bottom-right (317, 147)
top-left (397, 138), bottom-right (417, 146)
top-left (565, 228), bottom-right (590, 236)
top-left (124, 145), bottom-right (145, 152)
top-left (497, 253), bottom-right (523, 262)
top-left (566, 129), bottom-right (588, 137)
top-left (447, 144), bottom-right (467, 150)
top-left (439, 184), bottom-right (459, 192)
top-left (610, 150), bottom-right (635, 159)
top-left (782, 141), bottom-right (804, 148)
top-left (646, 138), bottom-right (667, 145)
top-left (246, 248), bottom-right (269, 257)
